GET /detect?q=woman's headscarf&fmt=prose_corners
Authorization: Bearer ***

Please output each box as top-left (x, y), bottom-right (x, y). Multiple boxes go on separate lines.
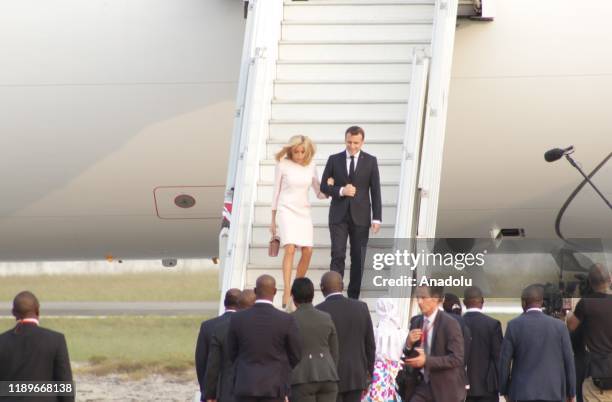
top-left (374, 298), bottom-right (407, 362)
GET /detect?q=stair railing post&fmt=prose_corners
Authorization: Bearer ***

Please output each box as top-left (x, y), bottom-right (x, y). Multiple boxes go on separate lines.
top-left (219, 0), bottom-right (284, 314)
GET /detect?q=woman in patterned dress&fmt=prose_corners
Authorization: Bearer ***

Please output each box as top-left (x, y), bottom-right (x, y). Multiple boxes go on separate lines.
top-left (362, 299), bottom-right (407, 402)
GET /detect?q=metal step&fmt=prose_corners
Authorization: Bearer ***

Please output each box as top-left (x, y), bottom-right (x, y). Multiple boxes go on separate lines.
top-left (278, 40), bottom-right (430, 61)
top-left (269, 120), bottom-right (405, 141)
top-left (252, 222), bottom-right (395, 240)
top-left (274, 80), bottom-right (411, 101)
top-left (271, 99), bottom-right (408, 120)
top-left (241, 288), bottom-right (382, 315)
top-left (276, 60), bottom-right (413, 81)
top-left (282, 20), bottom-right (433, 41)
top-left (266, 139), bottom-right (403, 159)
top-left (250, 244), bottom-right (345, 266)
top-left (257, 181), bottom-right (399, 207)
top-left (283, 2), bottom-right (435, 22)
top-left (259, 159), bottom-right (402, 181)
top-left (253, 203), bottom-right (398, 225)
top-left (246, 266), bottom-right (363, 292)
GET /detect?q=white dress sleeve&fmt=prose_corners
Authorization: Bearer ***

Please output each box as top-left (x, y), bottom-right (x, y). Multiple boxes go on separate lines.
top-left (271, 161), bottom-right (283, 211)
top-left (312, 164), bottom-right (327, 199)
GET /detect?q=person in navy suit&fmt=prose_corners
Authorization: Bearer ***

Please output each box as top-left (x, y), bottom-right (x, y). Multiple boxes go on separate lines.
top-left (316, 272), bottom-right (375, 402)
top-left (196, 288), bottom-right (242, 401)
top-left (320, 126), bottom-right (382, 299)
top-left (462, 286), bottom-right (503, 402)
top-left (227, 275), bottom-right (302, 402)
top-left (499, 284), bottom-right (576, 402)
top-left (205, 290), bottom-right (257, 402)
top-left (0, 291), bottom-right (74, 402)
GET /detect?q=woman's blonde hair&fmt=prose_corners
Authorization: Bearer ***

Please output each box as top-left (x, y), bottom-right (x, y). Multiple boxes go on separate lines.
top-left (275, 135), bottom-right (316, 165)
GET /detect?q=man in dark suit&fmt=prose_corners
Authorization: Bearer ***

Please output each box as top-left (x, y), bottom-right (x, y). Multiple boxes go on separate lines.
top-left (499, 284), bottom-right (576, 402)
top-left (442, 292), bottom-right (472, 368)
top-left (205, 290), bottom-right (257, 402)
top-left (320, 125), bottom-right (382, 299)
top-left (0, 291), bottom-right (74, 402)
top-left (291, 277), bottom-right (339, 402)
top-left (196, 288), bottom-right (241, 401)
top-left (316, 272), bottom-right (375, 402)
top-left (404, 285), bottom-right (466, 402)
top-left (227, 275), bottom-right (302, 402)
top-left (462, 286), bottom-right (503, 402)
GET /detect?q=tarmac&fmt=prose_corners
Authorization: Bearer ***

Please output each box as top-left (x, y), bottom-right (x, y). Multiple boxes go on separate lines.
top-left (0, 301), bottom-right (218, 316)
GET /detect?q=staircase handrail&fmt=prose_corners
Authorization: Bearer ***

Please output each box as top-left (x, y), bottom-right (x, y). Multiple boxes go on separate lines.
top-left (394, 0), bottom-right (459, 325)
top-left (219, 0), bottom-right (284, 313)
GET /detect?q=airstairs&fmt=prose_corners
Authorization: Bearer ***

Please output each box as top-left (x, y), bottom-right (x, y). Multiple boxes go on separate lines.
top-left (220, 0), bottom-right (459, 320)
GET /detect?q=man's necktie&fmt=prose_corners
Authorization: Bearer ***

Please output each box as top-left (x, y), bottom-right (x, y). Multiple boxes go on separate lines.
top-left (422, 318), bottom-right (431, 383)
top-left (423, 318), bottom-right (431, 355)
top-left (349, 155), bottom-right (355, 182)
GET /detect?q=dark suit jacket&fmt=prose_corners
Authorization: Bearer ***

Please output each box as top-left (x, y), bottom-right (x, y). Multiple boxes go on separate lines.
top-left (499, 310), bottom-right (576, 401)
top-left (196, 312), bottom-right (233, 397)
top-left (320, 151), bottom-right (382, 226)
top-left (227, 302), bottom-right (302, 398)
top-left (409, 311), bottom-right (466, 402)
top-left (462, 310), bottom-right (502, 396)
top-left (205, 313), bottom-right (236, 402)
top-left (316, 294), bottom-right (375, 392)
top-left (450, 314), bottom-right (472, 367)
top-left (0, 324), bottom-right (73, 402)
top-left (291, 303), bottom-right (339, 385)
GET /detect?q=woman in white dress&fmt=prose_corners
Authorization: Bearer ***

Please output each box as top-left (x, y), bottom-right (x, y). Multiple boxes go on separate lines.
top-left (270, 135), bottom-right (327, 308)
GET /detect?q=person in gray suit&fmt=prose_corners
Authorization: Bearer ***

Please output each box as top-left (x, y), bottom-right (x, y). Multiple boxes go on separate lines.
top-left (499, 284), bottom-right (576, 402)
top-left (404, 286), bottom-right (466, 402)
top-left (290, 277), bottom-right (339, 402)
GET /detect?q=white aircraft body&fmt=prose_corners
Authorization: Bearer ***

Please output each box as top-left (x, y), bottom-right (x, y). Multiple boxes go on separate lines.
top-left (1, 0), bottom-right (610, 263)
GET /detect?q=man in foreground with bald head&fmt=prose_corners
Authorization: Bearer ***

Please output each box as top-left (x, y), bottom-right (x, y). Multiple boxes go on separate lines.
top-left (0, 291), bottom-right (74, 402)
top-left (227, 275), bottom-right (302, 402)
top-left (316, 272), bottom-right (375, 402)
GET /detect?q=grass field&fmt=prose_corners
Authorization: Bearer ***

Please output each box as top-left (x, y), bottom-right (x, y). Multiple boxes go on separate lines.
top-left (0, 315), bottom-right (210, 378)
top-left (0, 271), bottom-right (219, 302)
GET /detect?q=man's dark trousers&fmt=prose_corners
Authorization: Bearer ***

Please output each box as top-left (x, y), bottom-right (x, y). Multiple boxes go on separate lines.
top-left (466, 396), bottom-right (498, 402)
top-left (330, 210), bottom-right (369, 299)
top-left (336, 390), bottom-right (362, 402)
top-left (236, 397), bottom-right (282, 402)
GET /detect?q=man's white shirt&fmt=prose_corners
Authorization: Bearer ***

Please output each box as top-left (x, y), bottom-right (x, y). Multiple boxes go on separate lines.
top-left (336, 150), bottom-right (381, 225)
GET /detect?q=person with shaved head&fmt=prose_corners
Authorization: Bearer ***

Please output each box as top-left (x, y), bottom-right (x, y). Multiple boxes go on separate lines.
top-left (316, 272), bottom-right (375, 402)
top-left (196, 288), bottom-right (242, 401)
top-left (227, 275), bottom-right (301, 402)
top-left (238, 289), bottom-right (256, 310)
top-left (499, 284), bottom-right (576, 402)
top-left (206, 289), bottom-right (258, 402)
top-left (462, 286), bottom-right (503, 402)
top-left (0, 291), bottom-right (74, 402)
